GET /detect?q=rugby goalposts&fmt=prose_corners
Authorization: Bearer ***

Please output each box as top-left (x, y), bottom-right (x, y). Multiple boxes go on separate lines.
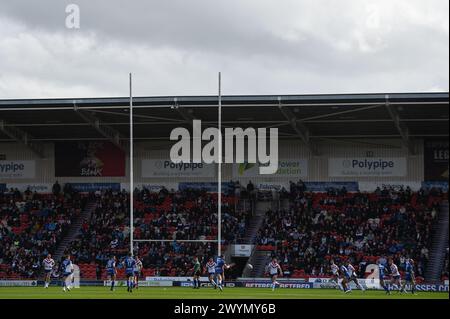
top-left (128, 72), bottom-right (223, 257)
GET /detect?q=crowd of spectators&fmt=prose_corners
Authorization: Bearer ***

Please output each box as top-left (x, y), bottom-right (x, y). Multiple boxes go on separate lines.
top-left (1, 182), bottom-right (447, 282)
top-left (255, 186), bottom-right (447, 280)
top-left (134, 187), bottom-right (249, 243)
top-left (66, 187), bottom-right (251, 278)
top-left (0, 187), bottom-right (86, 279)
top-left (66, 189), bottom-right (130, 265)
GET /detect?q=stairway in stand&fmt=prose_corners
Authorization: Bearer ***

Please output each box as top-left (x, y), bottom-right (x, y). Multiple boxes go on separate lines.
top-left (241, 200), bottom-right (270, 244)
top-left (241, 200), bottom-right (273, 278)
top-left (425, 201), bottom-right (449, 283)
top-left (53, 200), bottom-right (98, 262)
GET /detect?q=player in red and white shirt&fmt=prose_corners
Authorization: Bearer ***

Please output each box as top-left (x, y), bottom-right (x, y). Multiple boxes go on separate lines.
top-left (266, 258), bottom-right (283, 291)
top-left (43, 254), bottom-right (55, 288)
top-left (346, 261), bottom-right (365, 291)
top-left (206, 257), bottom-right (217, 289)
top-left (133, 256), bottom-right (143, 290)
top-left (329, 259), bottom-right (341, 290)
top-left (388, 258), bottom-right (402, 293)
top-left (205, 257), bottom-right (218, 289)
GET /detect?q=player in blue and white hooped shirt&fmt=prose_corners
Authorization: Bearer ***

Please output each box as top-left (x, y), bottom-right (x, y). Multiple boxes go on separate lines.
top-left (61, 255), bottom-right (74, 292)
top-left (388, 258), bottom-right (402, 293)
top-left (215, 255), bottom-right (228, 292)
top-left (123, 253), bottom-right (136, 293)
top-left (106, 255), bottom-right (117, 291)
top-left (266, 258), bottom-right (283, 291)
top-left (43, 254), bottom-right (55, 288)
top-left (133, 256), bottom-right (143, 290)
top-left (339, 263), bottom-right (351, 293)
top-left (206, 257), bottom-right (218, 289)
top-left (377, 259), bottom-right (390, 294)
top-left (401, 258), bottom-right (417, 295)
top-left (346, 261), bottom-right (365, 291)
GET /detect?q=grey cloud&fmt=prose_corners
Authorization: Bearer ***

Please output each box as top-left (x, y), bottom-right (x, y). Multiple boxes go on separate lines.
top-left (0, 0), bottom-right (448, 98)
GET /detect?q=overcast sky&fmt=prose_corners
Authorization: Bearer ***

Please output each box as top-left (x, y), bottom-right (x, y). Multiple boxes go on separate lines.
top-left (0, 0), bottom-right (448, 99)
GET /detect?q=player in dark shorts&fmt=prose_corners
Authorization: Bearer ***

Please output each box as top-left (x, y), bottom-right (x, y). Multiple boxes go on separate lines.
top-left (193, 256), bottom-right (202, 289)
top-left (215, 255), bottom-right (227, 292)
top-left (377, 259), bottom-right (390, 294)
top-left (123, 253), bottom-right (136, 293)
top-left (401, 258), bottom-right (417, 295)
top-left (133, 255), bottom-right (143, 290)
top-left (106, 255), bottom-right (117, 291)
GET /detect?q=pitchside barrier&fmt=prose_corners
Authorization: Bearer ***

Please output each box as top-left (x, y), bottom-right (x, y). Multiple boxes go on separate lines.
top-left (2, 278), bottom-right (448, 292)
top-left (4, 181), bottom-right (448, 195)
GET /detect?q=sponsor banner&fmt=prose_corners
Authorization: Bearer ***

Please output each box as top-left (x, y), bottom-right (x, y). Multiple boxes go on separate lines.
top-left (142, 160), bottom-right (215, 178)
top-left (231, 244), bottom-right (253, 257)
top-left (55, 141), bottom-right (126, 177)
top-left (104, 280), bottom-right (172, 287)
top-left (121, 183), bottom-right (179, 192)
top-left (237, 278), bottom-right (308, 282)
top-left (243, 281), bottom-right (313, 289)
top-left (6, 183), bottom-right (53, 193)
top-left (358, 181), bottom-right (422, 192)
top-left (308, 277), bottom-right (333, 284)
top-left (0, 280), bottom-right (38, 287)
top-left (34, 280), bottom-right (121, 287)
top-left (139, 281), bottom-right (172, 287)
top-left (256, 182), bottom-right (289, 191)
top-left (146, 276), bottom-right (209, 282)
top-left (308, 278), bottom-right (449, 292)
top-left (177, 281), bottom-right (237, 288)
top-left (179, 182), bottom-right (232, 193)
top-left (424, 139), bottom-right (449, 181)
top-left (233, 160), bottom-right (308, 178)
top-left (422, 181), bottom-right (449, 191)
top-left (304, 181), bottom-right (359, 192)
top-left (253, 182), bottom-right (359, 192)
top-left (139, 280), bottom-right (173, 287)
top-left (68, 183), bottom-right (121, 193)
top-left (329, 158), bottom-right (407, 177)
top-left (387, 283), bottom-right (449, 292)
top-left (0, 160), bottom-right (36, 179)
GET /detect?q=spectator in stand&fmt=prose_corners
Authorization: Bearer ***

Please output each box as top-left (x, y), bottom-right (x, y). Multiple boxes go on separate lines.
top-left (233, 181), bottom-right (242, 198)
top-left (247, 181), bottom-right (255, 200)
top-left (52, 181), bottom-right (61, 197)
top-left (297, 179), bottom-right (307, 193)
top-left (96, 263), bottom-right (102, 280)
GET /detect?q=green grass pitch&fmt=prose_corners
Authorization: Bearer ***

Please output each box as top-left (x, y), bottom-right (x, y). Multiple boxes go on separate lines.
top-left (0, 287), bottom-right (448, 299)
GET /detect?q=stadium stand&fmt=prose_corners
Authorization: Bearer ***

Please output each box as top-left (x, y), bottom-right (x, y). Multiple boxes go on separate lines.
top-left (253, 186), bottom-right (447, 281)
top-left (0, 189), bottom-right (87, 279)
top-left (1, 184), bottom-right (446, 282)
top-left (0, 92), bottom-right (448, 284)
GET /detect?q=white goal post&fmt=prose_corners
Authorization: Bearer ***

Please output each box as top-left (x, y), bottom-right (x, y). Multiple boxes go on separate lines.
top-left (128, 72), bottom-right (223, 257)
